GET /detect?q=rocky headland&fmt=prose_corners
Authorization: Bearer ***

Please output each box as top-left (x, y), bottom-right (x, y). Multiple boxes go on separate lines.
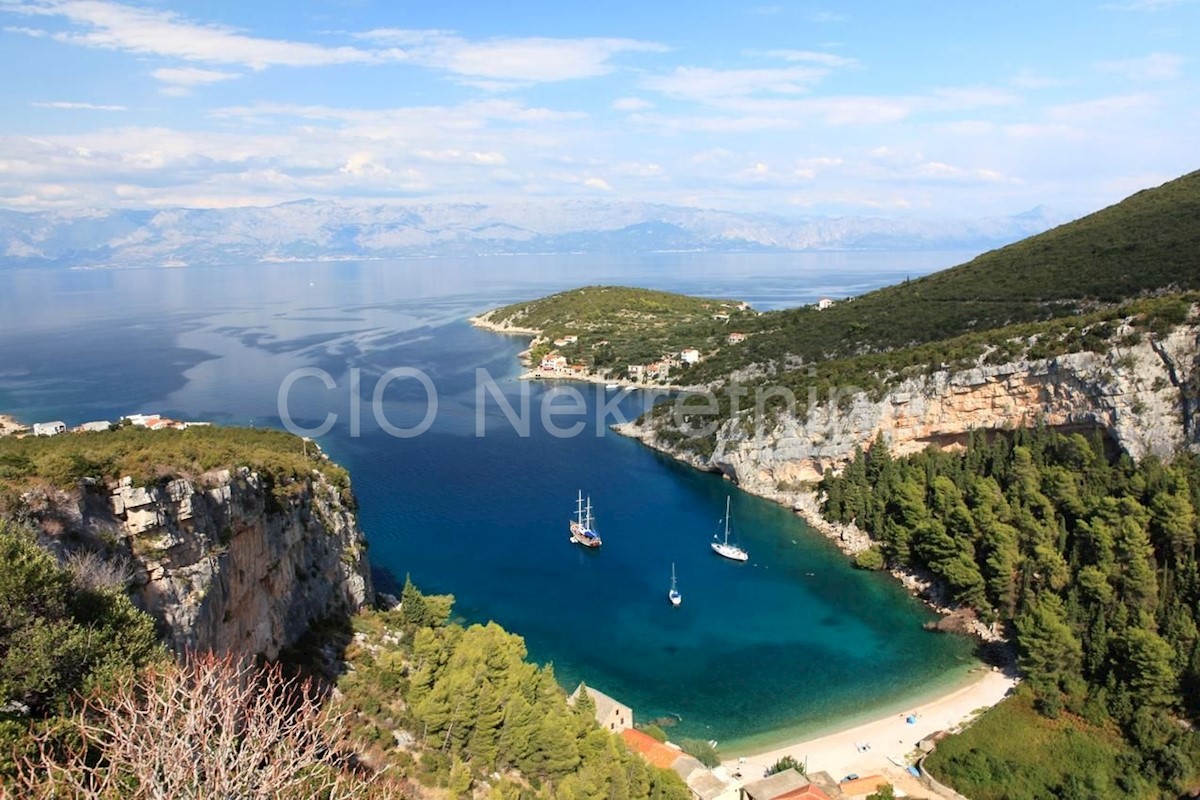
top-left (9, 449), bottom-right (373, 659)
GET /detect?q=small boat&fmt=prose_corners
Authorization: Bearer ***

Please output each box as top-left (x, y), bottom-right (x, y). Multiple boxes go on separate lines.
top-left (605, 382), bottom-right (620, 390)
top-left (668, 562), bottom-right (682, 606)
top-left (569, 490), bottom-right (602, 548)
top-left (711, 496), bottom-right (748, 562)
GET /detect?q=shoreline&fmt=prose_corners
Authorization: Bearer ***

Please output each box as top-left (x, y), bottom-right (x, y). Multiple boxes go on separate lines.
top-left (612, 421), bottom-right (1006, 645)
top-left (0, 413), bottom-right (27, 437)
top-left (469, 309), bottom-right (691, 392)
top-left (721, 668), bottom-right (1017, 795)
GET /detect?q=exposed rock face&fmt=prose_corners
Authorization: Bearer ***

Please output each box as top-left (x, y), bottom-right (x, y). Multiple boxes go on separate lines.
top-left (625, 321), bottom-right (1200, 498)
top-left (27, 466), bottom-right (373, 660)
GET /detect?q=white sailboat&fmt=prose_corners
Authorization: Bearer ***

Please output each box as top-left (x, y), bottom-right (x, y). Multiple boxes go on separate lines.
top-left (711, 496), bottom-right (748, 562)
top-left (569, 491), bottom-right (602, 548)
top-left (668, 562), bottom-right (682, 606)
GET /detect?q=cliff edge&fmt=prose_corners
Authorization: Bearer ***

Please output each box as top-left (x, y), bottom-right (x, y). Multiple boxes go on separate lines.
top-left (2, 428), bottom-right (374, 660)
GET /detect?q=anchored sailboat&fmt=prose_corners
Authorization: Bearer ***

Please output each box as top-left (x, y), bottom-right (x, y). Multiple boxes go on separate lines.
top-left (669, 562), bottom-right (682, 606)
top-left (711, 496), bottom-right (748, 562)
top-left (569, 491), bottom-right (602, 548)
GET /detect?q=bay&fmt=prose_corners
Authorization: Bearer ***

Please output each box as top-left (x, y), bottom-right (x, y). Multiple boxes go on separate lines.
top-left (0, 251), bottom-right (979, 749)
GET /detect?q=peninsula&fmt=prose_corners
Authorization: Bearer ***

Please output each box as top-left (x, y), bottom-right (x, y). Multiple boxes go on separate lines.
top-left (471, 285), bottom-right (756, 388)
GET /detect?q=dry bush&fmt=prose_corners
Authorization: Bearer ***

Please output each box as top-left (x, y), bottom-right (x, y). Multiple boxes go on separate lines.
top-left (64, 549), bottom-right (133, 592)
top-left (15, 652), bottom-right (381, 799)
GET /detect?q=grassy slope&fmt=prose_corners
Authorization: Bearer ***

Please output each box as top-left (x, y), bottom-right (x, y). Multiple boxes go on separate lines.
top-left (486, 285), bottom-right (755, 378)
top-left (0, 425), bottom-right (349, 500)
top-left (924, 692), bottom-right (1146, 800)
top-left (692, 169), bottom-right (1200, 380)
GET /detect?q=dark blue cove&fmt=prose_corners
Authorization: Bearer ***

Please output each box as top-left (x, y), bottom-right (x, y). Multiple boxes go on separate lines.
top-left (0, 253), bottom-right (977, 749)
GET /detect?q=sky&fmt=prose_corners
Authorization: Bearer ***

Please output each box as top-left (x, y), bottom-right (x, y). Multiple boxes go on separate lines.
top-left (1, 0), bottom-right (1197, 218)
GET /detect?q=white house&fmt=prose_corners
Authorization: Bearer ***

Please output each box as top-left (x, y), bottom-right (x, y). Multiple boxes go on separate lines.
top-left (32, 421), bottom-right (66, 437)
top-left (540, 354), bottom-right (568, 372)
top-left (816, 298), bottom-right (834, 310)
top-left (680, 348), bottom-right (702, 365)
top-left (76, 420), bottom-right (112, 432)
top-left (727, 332), bottom-right (746, 344)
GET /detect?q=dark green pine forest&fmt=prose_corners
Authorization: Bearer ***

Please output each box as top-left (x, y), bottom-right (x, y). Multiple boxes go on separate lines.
top-left (822, 429), bottom-right (1200, 798)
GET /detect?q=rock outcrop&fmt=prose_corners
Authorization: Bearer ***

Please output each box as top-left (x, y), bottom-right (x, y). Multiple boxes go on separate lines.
top-left (23, 465), bottom-right (373, 660)
top-left (624, 320), bottom-right (1200, 498)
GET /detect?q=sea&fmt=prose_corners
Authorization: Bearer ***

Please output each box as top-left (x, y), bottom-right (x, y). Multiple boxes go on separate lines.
top-left (0, 251), bottom-right (981, 752)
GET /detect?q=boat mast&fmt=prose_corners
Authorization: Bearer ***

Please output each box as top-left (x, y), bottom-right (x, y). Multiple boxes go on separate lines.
top-left (671, 562), bottom-right (677, 590)
top-left (577, 491), bottom-right (585, 525)
top-left (723, 497), bottom-right (731, 545)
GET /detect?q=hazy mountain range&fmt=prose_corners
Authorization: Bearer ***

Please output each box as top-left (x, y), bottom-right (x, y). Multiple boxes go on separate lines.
top-left (0, 200), bottom-right (1066, 268)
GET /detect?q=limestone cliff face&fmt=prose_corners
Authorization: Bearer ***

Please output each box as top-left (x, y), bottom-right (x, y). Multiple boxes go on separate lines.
top-left (623, 320), bottom-right (1200, 498)
top-left (26, 465), bottom-right (373, 660)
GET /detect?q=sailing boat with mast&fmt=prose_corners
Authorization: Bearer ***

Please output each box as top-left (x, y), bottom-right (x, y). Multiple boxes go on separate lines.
top-left (711, 496), bottom-right (748, 561)
top-left (668, 562), bottom-right (682, 606)
top-left (569, 490), bottom-right (602, 548)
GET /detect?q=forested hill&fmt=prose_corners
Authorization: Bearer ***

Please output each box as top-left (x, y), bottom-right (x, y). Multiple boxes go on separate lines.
top-left (824, 430), bottom-right (1200, 798)
top-left (691, 169), bottom-right (1200, 381)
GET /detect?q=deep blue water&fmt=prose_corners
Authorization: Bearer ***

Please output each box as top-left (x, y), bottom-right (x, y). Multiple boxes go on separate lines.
top-left (0, 251), bottom-right (979, 749)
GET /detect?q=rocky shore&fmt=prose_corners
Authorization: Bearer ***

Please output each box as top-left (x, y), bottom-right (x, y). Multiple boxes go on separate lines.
top-left (613, 421), bottom-right (1006, 644)
top-left (0, 413), bottom-right (27, 437)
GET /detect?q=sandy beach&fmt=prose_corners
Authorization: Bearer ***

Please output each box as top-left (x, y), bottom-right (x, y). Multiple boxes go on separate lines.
top-left (722, 669), bottom-right (1017, 796)
top-left (0, 413), bottom-right (26, 437)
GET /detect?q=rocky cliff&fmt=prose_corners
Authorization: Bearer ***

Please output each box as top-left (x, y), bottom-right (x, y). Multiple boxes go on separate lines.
top-left (621, 319), bottom-right (1200, 501)
top-left (20, 463), bottom-right (373, 660)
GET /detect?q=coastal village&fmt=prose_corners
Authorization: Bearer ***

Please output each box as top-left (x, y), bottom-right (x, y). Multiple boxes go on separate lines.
top-left (2, 412), bottom-right (210, 438)
top-left (474, 291), bottom-right (842, 389)
top-left (571, 681), bottom-right (1008, 800)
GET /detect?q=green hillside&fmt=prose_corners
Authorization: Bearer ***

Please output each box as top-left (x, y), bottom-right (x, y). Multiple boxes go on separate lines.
top-left (483, 285), bottom-right (754, 380)
top-left (692, 169), bottom-right (1200, 381)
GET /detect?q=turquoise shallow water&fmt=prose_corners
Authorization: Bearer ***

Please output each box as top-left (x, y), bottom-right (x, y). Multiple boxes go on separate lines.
top-left (0, 252), bottom-right (978, 749)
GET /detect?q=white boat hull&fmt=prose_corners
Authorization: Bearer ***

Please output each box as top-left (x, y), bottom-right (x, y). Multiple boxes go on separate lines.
top-left (711, 541), bottom-right (749, 561)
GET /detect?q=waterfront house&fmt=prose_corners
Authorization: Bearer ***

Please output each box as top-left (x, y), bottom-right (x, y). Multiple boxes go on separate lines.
top-left (740, 770), bottom-right (832, 800)
top-left (540, 353), bottom-right (568, 372)
top-left (32, 421), bottom-right (66, 437)
top-left (727, 332), bottom-right (747, 344)
top-left (628, 364), bottom-right (646, 381)
top-left (681, 348), bottom-right (702, 365)
top-left (646, 362), bottom-right (670, 380)
top-left (124, 413), bottom-right (160, 427)
top-left (569, 684), bottom-right (632, 733)
top-left (619, 730), bottom-right (736, 800)
top-left (76, 420), bottom-right (113, 432)
top-left (835, 775), bottom-right (887, 798)
top-left (816, 298), bottom-right (834, 310)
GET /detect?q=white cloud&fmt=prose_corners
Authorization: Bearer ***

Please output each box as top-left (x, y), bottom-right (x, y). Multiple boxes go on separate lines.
top-left (641, 65), bottom-right (828, 101)
top-left (1103, 0), bottom-right (1196, 10)
top-left (793, 156), bottom-right (842, 179)
top-left (8, 0), bottom-right (388, 69)
top-left (811, 10), bottom-right (847, 22)
top-left (1096, 52), bottom-right (1185, 81)
top-left (1046, 92), bottom-right (1160, 121)
top-left (413, 149), bottom-right (508, 165)
top-left (615, 162), bottom-right (663, 177)
top-left (762, 49), bottom-right (859, 68)
top-left (31, 100), bottom-right (126, 110)
top-left (583, 177), bottom-right (612, 190)
top-left (356, 29), bottom-right (666, 85)
top-left (612, 97), bottom-right (654, 112)
top-left (152, 67), bottom-right (240, 92)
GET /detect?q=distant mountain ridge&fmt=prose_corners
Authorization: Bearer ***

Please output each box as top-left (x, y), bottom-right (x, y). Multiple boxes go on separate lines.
top-left (0, 199), bottom-right (1066, 268)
